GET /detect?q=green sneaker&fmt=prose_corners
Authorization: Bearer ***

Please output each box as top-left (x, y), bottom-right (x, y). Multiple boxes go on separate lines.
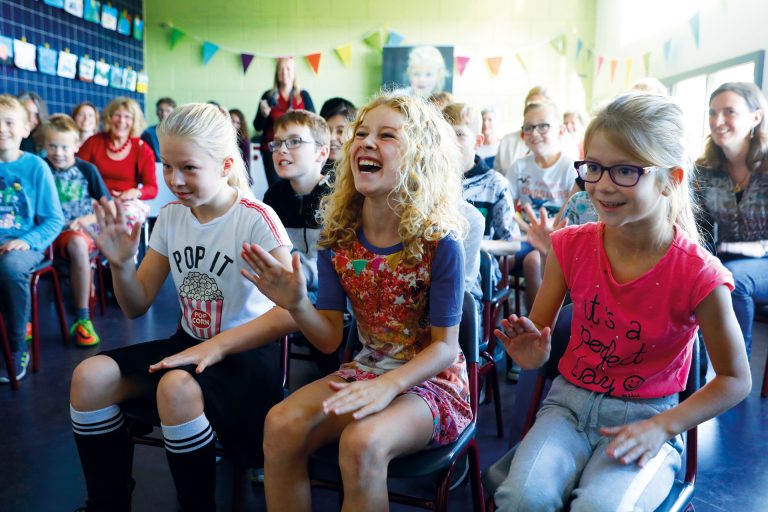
top-left (70, 319), bottom-right (101, 347)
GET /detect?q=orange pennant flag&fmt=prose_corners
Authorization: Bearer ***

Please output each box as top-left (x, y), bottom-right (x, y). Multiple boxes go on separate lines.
top-left (486, 56), bottom-right (502, 77)
top-left (609, 59), bottom-right (618, 83)
top-left (305, 52), bottom-right (322, 76)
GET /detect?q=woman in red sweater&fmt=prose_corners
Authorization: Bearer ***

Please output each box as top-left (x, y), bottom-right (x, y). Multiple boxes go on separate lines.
top-left (78, 97), bottom-right (157, 226)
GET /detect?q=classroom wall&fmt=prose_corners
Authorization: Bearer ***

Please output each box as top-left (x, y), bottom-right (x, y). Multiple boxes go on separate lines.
top-left (144, 0), bottom-right (596, 134)
top-left (592, 0), bottom-right (768, 105)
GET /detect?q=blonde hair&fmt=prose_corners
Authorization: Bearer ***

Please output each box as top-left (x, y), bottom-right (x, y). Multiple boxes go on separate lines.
top-left (697, 81), bottom-right (768, 173)
top-left (274, 110), bottom-right (330, 147)
top-left (157, 103), bottom-right (252, 196)
top-left (0, 94), bottom-right (29, 122)
top-left (102, 97), bottom-right (146, 137)
top-left (442, 102), bottom-right (481, 135)
top-left (319, 93), bottom-right (467, 266)
top-left (523, 100), bottom-right (561, 120)
top-left (271, 57), bottom-right (302, 103)
top-left (406, 46), bottom-right (449, 95)
top-left (584, 92), bottom-right (699, 244)
top-left (44, 114), bottom-right (80, 140)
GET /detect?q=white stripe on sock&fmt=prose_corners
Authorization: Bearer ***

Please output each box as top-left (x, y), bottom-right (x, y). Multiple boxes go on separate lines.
top-left (162, 413), bottom-right (214, 454)
top-left (70, 404), bottom-right (125, 436)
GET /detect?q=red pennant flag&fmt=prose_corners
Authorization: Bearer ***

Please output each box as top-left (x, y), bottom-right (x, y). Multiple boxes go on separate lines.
top-left (455, 56), bottom-right (470, 76)
top-left (305, 52), bottom-right (322, 75)
top-left (240, 53), bottom-right (254, 75)
top-left (596, 55), bottom-right (605, 76)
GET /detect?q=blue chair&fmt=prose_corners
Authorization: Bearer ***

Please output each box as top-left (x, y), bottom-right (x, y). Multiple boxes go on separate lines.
top-left (311, 291), bottom-right (485, 511)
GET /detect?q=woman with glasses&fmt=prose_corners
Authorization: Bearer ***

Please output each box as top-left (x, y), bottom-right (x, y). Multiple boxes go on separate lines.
top-left (252, 57), bottom-right (315, 187)
top-left (695, 82), bottom-right (768, 359)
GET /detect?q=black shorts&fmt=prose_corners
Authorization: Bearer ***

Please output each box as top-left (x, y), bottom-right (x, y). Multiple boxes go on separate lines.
top-left (102, 330), bottom-right (283, 466)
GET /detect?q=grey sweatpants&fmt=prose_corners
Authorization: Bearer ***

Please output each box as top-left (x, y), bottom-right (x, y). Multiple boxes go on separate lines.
top-left (495, 376), bottom-right (683, 512)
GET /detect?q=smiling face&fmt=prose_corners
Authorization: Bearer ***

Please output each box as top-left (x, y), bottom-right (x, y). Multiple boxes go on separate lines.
top-left (74, 105), bottom-right (98, 134)
top-left (709, 90), bottom-right (762, 154)
top-left (276, 58), bottom-right (295, 89)
top-left (156, 102), bottom-right (174, 123)
top-left (160, 135), bottom-right (231, 211)
top-left (350, 105), bottom-right (405, 199)
top-left (326, 114), bottom-right (349, 161)
top-left (45, 130), bottom-right (79, 170)
top-left (271, 123), bottom-right (325, 181)
top-left (0, 106), bottom-right (30, 158)
top-left (109, 107), bottom-right (134, 139)
top-left (407, 63), bottom-right (439, 98)
top-left (584, 130), bottom-right (666, 230)
top-left (522, 104), bottom-right (564, 158)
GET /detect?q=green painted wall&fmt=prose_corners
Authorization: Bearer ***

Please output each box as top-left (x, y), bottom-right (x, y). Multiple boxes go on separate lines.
top-left (144, 0), bottom-right (595, 133)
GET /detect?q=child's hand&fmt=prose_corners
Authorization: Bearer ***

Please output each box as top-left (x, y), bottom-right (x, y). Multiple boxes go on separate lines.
top-left (93, 197), bottom-right (141, 266)
top-left (515, 203), bottom-right (567, 256)
top-left (322, 379), bottom-right (399, 420)
top-left (494, 314), bottom-right (551, 369)
top-left (0, 239), bottom-right (30, 254)
top-left (241, 243), bottom-right (307, 311)
top-left (70, 214), bottom-right (97, 232)
top-left (601, 417), bottom-right (671, 467)
top-left (148, 341), bottom-right (224, 375)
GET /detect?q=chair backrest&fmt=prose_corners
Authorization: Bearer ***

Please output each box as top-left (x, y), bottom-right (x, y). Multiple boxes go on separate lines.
top-left (479, 250), bottom-right (495, 301)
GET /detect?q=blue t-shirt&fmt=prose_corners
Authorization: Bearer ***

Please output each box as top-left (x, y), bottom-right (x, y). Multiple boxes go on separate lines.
top-left (0, 152), bottom-right (64, 250)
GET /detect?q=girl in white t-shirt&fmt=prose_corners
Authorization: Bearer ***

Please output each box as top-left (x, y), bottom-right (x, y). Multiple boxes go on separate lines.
top-left (69, 103), bottom-right (293, 512)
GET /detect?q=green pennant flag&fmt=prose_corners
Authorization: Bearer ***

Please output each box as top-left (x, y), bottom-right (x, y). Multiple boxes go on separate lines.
top-left (643, 52), bottom-right (652, 76)
top-left (169, 26), bottom-right (185, 49)
top-left (352, 259), bottom-right (367, 277)
top-left (363, 30), bottom-right (384, 52)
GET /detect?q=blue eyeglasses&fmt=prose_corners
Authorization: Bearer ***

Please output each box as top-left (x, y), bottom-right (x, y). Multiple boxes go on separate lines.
top-left (574, 160), bottom-right (656, 187)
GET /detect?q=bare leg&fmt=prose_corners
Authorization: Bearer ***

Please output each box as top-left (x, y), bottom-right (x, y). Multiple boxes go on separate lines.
top-left (156, 370), bottom-right (204, 424)
top-left (263, 375), bottom-right (357, 512)
top-left (67, 235), bottom-right (92, 311)
top-left (338, 393), bottom-right (434, 512)
top-left (70, 355), bottom-right (153, 409)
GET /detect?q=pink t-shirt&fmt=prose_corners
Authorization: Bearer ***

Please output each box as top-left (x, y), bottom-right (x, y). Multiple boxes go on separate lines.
top-left (551, 223), bottom-right (733, 399)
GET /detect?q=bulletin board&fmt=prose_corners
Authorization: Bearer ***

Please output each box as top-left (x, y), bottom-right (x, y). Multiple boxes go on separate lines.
top-left (0, 0), bottom-right (145, 116)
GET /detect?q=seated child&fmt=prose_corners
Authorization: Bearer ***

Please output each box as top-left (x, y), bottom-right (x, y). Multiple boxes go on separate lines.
top-left (319, 97), bottom-right (356, 175)
top-left (263, 110), bottom-right (331, 304)
top-left (0, 95), bottom-right (64, 382)
top-left (43, 114), bottom-right (112, 347)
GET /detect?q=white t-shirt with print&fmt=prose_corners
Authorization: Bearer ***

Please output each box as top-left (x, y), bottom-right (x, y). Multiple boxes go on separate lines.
top-left (505, 152), bottom-right (576, 212)
top-left (150, 191), bottom-right (291, 340)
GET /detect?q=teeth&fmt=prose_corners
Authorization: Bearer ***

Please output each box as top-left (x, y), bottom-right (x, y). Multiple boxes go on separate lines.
top-left (278, 160), bottom-right (291, 165)
top-left (359, 158), bottom-right (381, 168)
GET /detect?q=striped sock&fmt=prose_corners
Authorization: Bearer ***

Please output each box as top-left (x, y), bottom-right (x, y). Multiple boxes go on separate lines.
top-left (162, 413), bottom-right (216, 511)
top-left (161, 413), bottom-right (214, 454)
top-left (71, 404), bottom-right (124, 435)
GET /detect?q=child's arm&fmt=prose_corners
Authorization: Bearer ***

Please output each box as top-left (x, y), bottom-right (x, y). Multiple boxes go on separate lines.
top-left (20, 160), bottom-right (65, 251)
top-left (495, 247), bottom-right (568, 368)
top-left (601, 285), bottom-right (752, 467)
top-left (94, 197), bottom-right (169, 317)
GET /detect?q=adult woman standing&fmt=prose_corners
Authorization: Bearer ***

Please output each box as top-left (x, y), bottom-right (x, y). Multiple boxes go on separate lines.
top-left (77, 96), bottom-right (157, 226)
top-left (252, 57), bottom-right (315, 186)
top-left (697, 81), bottom-right (768, 358)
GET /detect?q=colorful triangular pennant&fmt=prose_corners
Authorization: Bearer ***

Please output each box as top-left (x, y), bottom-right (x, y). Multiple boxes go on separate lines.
top-left (550, 34), bottom-right (566, 56)
top-left (689, 13), bottom-right (700, 48)
top-left (596, 55), bottom-right (605, 76)
top-left (455, 56), bottom-right (470, 77)
top-left (169, 26), bottom-right (185, 49)
top-left (576, 38), bottom-right (584, 60)
top-left (386, 30), bottom-right (405, 46)
top-left (202, 41), bottom-right (219, 65)
top-left (486, 56), bottom-right (502, 77)
top-left (663, 40), bottom-right (672, 63)
top-left (240, 53), bottom-right (254, 74)
top-left (352, 259), bottom-right (367, 277)
top-left (335, 44), bottom-right (352, 66)
top-left (587, 48), bottom-right (593, 61)
top-left (363, 30), bottom-right (384, 52)
top-left (515, 52), bottom-right (528, 72)
top-left (624, 58), bottom-right (633, 87)
top-left (305, 52), bottom-right (322, 75)
top-left (643, 52), bottom-right (652, 76)
top-left (609, 59), bottom-right (618, 83)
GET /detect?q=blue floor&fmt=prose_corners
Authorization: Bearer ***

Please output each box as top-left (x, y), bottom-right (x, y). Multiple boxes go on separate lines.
top-left (1, 276), bottom-right (767, 511)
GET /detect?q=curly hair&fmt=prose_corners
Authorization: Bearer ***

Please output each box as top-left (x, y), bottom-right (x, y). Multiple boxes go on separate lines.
top-left (318, 93), bottom-right (467, 266)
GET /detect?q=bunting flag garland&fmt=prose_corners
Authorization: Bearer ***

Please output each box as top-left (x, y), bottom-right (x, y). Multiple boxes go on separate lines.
top-left (305, 52), bottom-right (322, 75)
top-left (550, 34), bottom-right (566, 56)
top-left (455, 56), bottom-right (470, 76)
top-left (609, 59), bottom-right (618, 83)
top-left (202, 41), bottom-right (219, 65)
top-left (587, 48), bottom-right (593, 61)
top-left (386, 30), bottom-right (405, 46)
top-left (334, 44), bottom-right (352, 66)
top-left (663, 40), bottom-right (672, 63)
top-left (363, 30), bottom-right (385, 52)
top-left (689, 13), bottom-right (700, 48)
top-left (170, 26), bottom-right (185, 49)
top-left (576, 38), bottom-right (583, 60)
top-left (643, 52), bottom-right (652, 76)
top-left (596, 55), bottom-right (605, 76)
top-left (240, 53), bottom-right (254, 74)
top-left (624, 58), bottom-right (633, 86)
top-left (486, 56), bottom-right (502, 77)
top-left (514, 52), bottom-right (528, 72)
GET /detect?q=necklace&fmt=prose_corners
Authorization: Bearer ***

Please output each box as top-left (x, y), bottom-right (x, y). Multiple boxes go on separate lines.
top-left (732, 172), bottom-right (750, 194)
top-left (107, 137), bottom-right (131, 153)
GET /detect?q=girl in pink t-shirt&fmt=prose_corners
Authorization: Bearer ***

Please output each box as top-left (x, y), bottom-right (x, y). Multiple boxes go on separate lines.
top-left (493, 93), bottom-right (752, 512)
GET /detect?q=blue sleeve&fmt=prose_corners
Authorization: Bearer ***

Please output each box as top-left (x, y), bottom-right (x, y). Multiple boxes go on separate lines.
top-left (315, 249), bottom-right (347, 311)
top-left (429, 236), bottom-right (464, 327)
top-left (22, 159), bottom-right (64, 251)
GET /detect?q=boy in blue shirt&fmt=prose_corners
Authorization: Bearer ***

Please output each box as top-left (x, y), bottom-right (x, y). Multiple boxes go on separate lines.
top-left (0, 95), bottom-right (64, 382)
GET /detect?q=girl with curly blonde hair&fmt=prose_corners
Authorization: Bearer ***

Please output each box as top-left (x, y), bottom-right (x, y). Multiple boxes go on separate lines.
top-left (243, 93), bottom-right (470, 511)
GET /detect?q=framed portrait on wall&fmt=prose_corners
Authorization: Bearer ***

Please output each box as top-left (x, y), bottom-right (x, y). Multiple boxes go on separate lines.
top-left (382, 45), bottom-right (454, 98)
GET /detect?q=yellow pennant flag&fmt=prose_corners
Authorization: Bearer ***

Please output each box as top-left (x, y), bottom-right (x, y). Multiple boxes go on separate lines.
top-left (624, 58), bottom-right (633, 87)
top-left (335, 44), bottom-right (352, 67)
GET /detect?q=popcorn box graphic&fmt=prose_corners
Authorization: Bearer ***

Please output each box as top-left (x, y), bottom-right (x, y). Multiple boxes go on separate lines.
top-left (179, 272), bottom-right (224, 339)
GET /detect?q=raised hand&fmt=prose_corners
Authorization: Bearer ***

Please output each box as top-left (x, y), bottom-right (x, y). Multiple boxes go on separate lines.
top-left (322, 378), bottom-right (399, 420)
top-left (601, 417), bottom-right (671, 467)
top-left (148, 341), bottom-right (224, 375)
top-left (515, 203), bottom-right (567, 256)
top-left (494, 314), bottom-right (551, 369)
top-left (93, 197), bottom-right (140, 266)
top-left (241, 243), bottom-right (307, 311)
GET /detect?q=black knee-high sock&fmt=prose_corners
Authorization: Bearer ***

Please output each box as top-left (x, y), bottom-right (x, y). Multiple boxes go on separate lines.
top-left (162, 413), bottom-right (216, 512)
top-left (70, 404), bottom-right (134, 512)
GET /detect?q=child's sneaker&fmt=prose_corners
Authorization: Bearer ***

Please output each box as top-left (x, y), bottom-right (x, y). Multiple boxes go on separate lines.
top-left (25, 322), bottom-right (32, 342)
top-left (70, 319), bottom-right (101, 347)
top-left (0, 349), bottom-right (30, 384)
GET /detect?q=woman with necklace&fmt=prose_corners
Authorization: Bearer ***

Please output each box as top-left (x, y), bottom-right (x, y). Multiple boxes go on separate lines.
top-left (252, 57), bottom-right (315, 187)
top-left (696, 81), bottom-right (768, 358)
top-left (78, 97), bottom-right (157, 227)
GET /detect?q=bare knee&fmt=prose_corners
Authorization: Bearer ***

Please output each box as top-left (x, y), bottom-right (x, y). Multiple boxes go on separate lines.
top-left (263, 400), bottom-right (314, 462)
top-left (338, 422), bottom-right (389, 482)
top-left (156, 370), bottom-right (203, 424)
top-left (70, 355), bottom-right (122, 410)
top-left (67, 236), bottom-right (90, 261)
